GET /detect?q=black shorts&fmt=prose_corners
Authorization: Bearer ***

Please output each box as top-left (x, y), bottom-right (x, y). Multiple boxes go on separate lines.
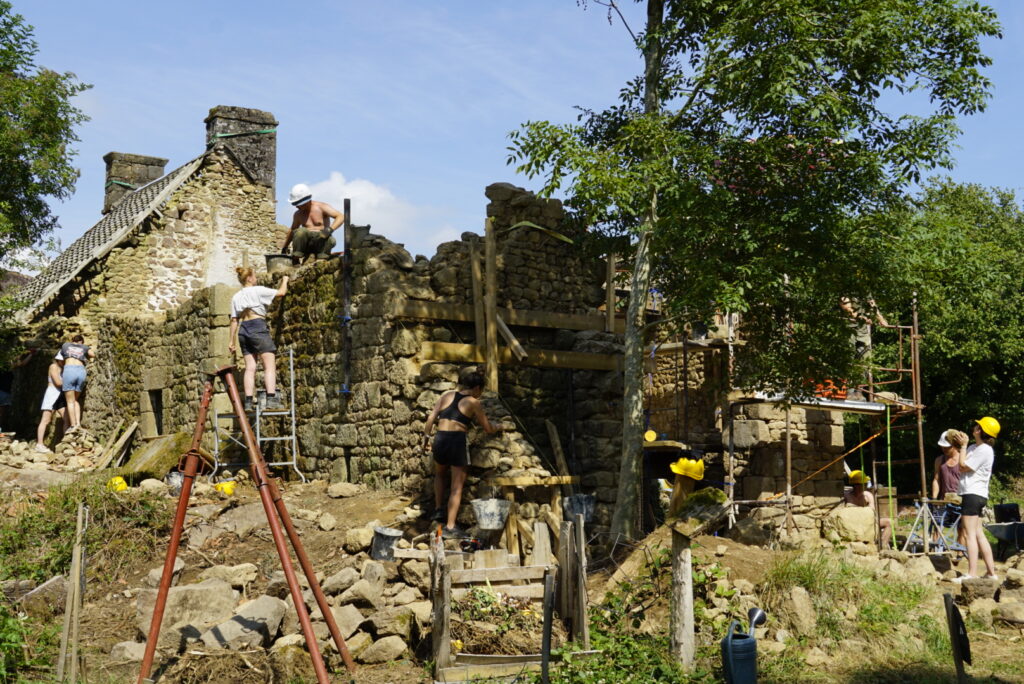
top-left (238, 319), bottom-right (276, 355)
top-left (961, 494), bottom-right (987, 517)
top-left (433, 430), bottom-right (469, 467)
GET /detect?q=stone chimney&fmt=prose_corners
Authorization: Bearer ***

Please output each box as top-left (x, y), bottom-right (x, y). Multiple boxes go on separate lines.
top-left (204, 106), bottom-right (278, 191)
top-left (102, 152), bottom-right (168, 214)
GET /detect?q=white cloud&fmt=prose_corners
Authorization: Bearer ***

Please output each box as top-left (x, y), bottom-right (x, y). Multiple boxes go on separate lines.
top-left (289, 172), bottom-right (463, 258)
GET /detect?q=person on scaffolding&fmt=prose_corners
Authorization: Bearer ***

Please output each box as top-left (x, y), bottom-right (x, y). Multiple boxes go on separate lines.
top-left (839, 296), bottom-right (888, 401)
top-left (845, 470), bottom-right (892, 548)
top-left (422, 369), bottom-right (500, 539)
top-left (281, 183), bottom-right (345, 264)
top-left (228, 266), bottom-right (289, 412)
top-left (952, 417), bottom-right (1000, 582)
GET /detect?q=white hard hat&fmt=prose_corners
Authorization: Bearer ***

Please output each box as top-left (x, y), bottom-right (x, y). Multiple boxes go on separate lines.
top-left (289, 183), bottom-right (312, 206)
top-left (937, 430), bottom-right (951, 448)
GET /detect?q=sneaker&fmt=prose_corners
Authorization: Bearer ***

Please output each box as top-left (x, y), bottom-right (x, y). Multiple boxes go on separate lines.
top-left (983, 574), bottom-right (1000, 582)
top-left (950, 575), bottom-right (977, 584)
top-left (429, 509), bottom-right (445, 523)
top-left (442, 525), bottom-right (468, 540)
top-left (34, 444), bottom-right (52, 454)
top-left (265, 394), bottom-right (285, 411)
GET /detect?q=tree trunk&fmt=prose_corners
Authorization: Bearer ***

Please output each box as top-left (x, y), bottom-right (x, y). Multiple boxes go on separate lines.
top-left (610, 0), bottom-right (664, 541)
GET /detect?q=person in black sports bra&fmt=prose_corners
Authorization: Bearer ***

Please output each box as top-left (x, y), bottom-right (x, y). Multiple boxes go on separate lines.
top-left (422, 369), bottom-right (499, 538)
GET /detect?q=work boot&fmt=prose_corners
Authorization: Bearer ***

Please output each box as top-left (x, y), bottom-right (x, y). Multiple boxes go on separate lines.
top-left (265, 394), bottom-right (285, 411)
top-left (442, 525), bottom-right (469, 540)
top-left (243, 396), bottom-right (254, 412)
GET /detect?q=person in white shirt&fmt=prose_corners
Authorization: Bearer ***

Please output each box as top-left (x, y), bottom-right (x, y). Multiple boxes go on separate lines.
top-left (228, 266), bottom-right (289, 411)
top-left (953, 417), bottom-right (1000, 582)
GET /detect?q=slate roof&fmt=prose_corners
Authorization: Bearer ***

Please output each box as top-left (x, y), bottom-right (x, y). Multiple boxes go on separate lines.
top-left (16, 154), bottom-right (206, 318)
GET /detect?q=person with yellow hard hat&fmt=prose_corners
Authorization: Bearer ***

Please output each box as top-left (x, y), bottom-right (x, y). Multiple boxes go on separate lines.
top-left (953, 417), bottom-right (1000, 582)
top-left (844, 470), bottom-right (892, 548)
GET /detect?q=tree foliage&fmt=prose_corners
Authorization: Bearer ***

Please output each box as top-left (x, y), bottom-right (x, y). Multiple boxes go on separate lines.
top-left (508, 0), bottom-right (999, 538)
top-left (889, 179), bottom-right (1024, 469)
top-left (0, 0), bottom-right (89, 260)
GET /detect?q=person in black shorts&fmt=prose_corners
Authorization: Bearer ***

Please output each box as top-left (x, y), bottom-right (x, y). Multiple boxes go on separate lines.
top-left (422, 369), bottom-right (499, 538)
top-left (228, 266), bottom-right (289, 411)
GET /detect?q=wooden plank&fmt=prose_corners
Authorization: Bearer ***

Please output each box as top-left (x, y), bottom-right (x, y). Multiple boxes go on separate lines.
top-left (473, 549), bottom-right (509, 569)
top-left (485, 475), bottom-right (578, 487)
top-left (532, 522), bottom-right (553, 567)
top-left (452, 564), bottom-right (549, 584)
top-left (542, 510), bottom-right (562, 544)
top-left (392, 298), bottom-right (625, 334)
top-left (432, 561), bottom-right (452, 672)
top-left (419, 341), bottom-right (623, 372)
top-left (96, 421), bottom-right (139, 470)
top-left (452, 583), bottom-right (546, 600)
top-left (605, 253), bottom-right (616, 332)
top-left (98, 418), bottom-right (125, 462)
top-left (396, 548), bottom-right (468, 561)
top-left (484, 218), bottom-right (499, 392)
top-left (495, 314), bottom-right (528, 361)
top-left (453, 651), bottom-right (601, 665)
top-left (470, 244), bottom-right (485, 346)
top-left (544, 420), bottom-right (574, 498)
top-left (438, 661), bottom-right (542, 681)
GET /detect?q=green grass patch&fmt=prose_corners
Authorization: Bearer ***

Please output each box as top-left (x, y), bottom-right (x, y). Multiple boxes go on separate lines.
top-left (0, 476), bottom-right (172, 583)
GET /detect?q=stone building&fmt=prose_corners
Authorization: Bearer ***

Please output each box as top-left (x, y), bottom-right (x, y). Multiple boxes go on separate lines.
top-left (8, 109), bottom-right (848, 543)
top-left (17, 106), bottom-right (281, 322)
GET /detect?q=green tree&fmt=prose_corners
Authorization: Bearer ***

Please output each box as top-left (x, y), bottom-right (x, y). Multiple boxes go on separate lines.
top-left (0, 0), bottom-right (89, 260)
top-left (893, 179), bottom-right (1024, 470)
top-left (509, 0), bottom-right (999, 539)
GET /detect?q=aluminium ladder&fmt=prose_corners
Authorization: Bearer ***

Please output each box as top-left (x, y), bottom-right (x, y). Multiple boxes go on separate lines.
top-left (211, 347), bottom-right (305, 482)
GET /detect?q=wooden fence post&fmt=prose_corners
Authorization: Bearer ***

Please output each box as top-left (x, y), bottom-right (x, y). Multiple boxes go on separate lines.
top-left (670, 528), bottom-right (695, 667)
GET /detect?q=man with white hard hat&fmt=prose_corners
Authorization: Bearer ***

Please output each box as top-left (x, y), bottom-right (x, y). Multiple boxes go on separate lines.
top-left (281, 183), bottom-right (346, 263)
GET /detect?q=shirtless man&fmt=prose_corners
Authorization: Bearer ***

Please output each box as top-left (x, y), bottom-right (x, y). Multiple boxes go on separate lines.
top-left (281, 183), bottom-right (345, 263)
top-left (845, 470), bottom-right (893, 548)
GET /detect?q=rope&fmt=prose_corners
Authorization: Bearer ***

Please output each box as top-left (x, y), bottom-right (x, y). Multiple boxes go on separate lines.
top-left (212, 128), bottom-right (277, 139)
top-left (766, 412), bottom-right (899, 501)
top-left (104, 180), bottom-right (136, 190)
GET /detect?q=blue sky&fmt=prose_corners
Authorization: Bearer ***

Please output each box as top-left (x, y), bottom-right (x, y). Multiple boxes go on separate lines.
top-left (18, 0), bottom-right (1024, 262)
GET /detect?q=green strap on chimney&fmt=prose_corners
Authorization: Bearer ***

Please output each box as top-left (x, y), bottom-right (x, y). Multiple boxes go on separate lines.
top-left (212, 128), bottom-right (277, 139)
top-left (104, 180), bottom-right (136, 190)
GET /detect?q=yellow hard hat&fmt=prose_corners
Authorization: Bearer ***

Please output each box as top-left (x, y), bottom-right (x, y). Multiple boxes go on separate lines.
top-left (644, 430), bottom-right (658, 442)
top-left (975, 416), bottom-right (1000, 439)
top-left (669, 457), bottom-right (705, 481)
top-left (106, 476), bottom-right (128, 492)
top-left (848, 470), bottom-right (870, 485)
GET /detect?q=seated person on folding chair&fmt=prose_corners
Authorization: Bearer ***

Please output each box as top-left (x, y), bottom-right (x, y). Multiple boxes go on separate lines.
top-left (932, 429), bottom-right (967, 545)
top-left (845, 470), bottom-right (892, 548)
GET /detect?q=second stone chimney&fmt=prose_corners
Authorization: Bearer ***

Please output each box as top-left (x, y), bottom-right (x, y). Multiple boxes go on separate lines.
top-left (204, 106), bottom-right (278, 192)
top-left (103, 152), bottom-right (168, 214)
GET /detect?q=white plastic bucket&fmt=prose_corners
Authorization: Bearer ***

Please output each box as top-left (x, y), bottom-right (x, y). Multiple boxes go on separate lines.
top-left (471, 498), bottom-right (512, 530)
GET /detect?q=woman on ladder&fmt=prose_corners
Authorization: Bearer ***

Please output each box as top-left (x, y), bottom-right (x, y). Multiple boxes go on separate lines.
top-left (228, 267), bottom-right (289, 412)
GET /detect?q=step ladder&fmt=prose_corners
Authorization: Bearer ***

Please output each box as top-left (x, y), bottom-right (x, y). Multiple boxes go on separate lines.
top-left (211, 348), bottom-right (305, 482)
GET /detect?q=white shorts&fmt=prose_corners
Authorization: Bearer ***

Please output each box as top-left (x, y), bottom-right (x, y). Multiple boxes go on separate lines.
top-left (41, 384), bottom-right (65, 412)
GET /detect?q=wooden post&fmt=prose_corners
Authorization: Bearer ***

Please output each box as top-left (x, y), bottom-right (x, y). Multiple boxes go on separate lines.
top-left (470, 244), bottom-right (486, 347)
top-left (670, 529), bottom-right (695, 667)
top-left (496, 315), bottom-right (528, 361)
top-left (484, 218), bottom-right (499, 392)
top-left (574, 513), bottom-right (590, 649)
top-left (557, 521), bottom-right (574, 625)
top-left (541, 570), bottom-right (556, 684)
top-left (57, 503), bottom-right (84, 683)
top-left (544, 420), bottom-right (574, 500)
top-left (605, 253), bottom-right (616, 333)
top-left (785, 406), bottom-right (795, 533)
top-left (503, 487), bottom-right (520, 559)
top-left (432, 560), bottom-right (453, 672)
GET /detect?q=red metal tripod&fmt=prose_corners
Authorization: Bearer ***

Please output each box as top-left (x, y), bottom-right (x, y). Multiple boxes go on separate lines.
top-left (137, 367), bottom-right (355, 683)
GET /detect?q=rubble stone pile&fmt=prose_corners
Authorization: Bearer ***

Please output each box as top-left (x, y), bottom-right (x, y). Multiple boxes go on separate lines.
top-left (0, 431), bottom-right (101, 473)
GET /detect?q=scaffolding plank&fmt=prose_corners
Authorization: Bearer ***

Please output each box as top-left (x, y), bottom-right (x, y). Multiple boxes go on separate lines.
top-left (420, 341), bottom-right (621, 372)
top-left (451, 565), bottom-right (549, 584)
top-left (391, 299), bottom-right (625, 333)
top-left (486, 475), bottom-right (578, 487)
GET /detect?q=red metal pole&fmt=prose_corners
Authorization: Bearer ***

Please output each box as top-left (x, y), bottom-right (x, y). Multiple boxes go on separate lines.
top-left (216, 367), bottom-right (331, 684)
top-left (266, 477), bottom-right (356, 672)
top-left (137, 380), bottom-right (215, 684)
